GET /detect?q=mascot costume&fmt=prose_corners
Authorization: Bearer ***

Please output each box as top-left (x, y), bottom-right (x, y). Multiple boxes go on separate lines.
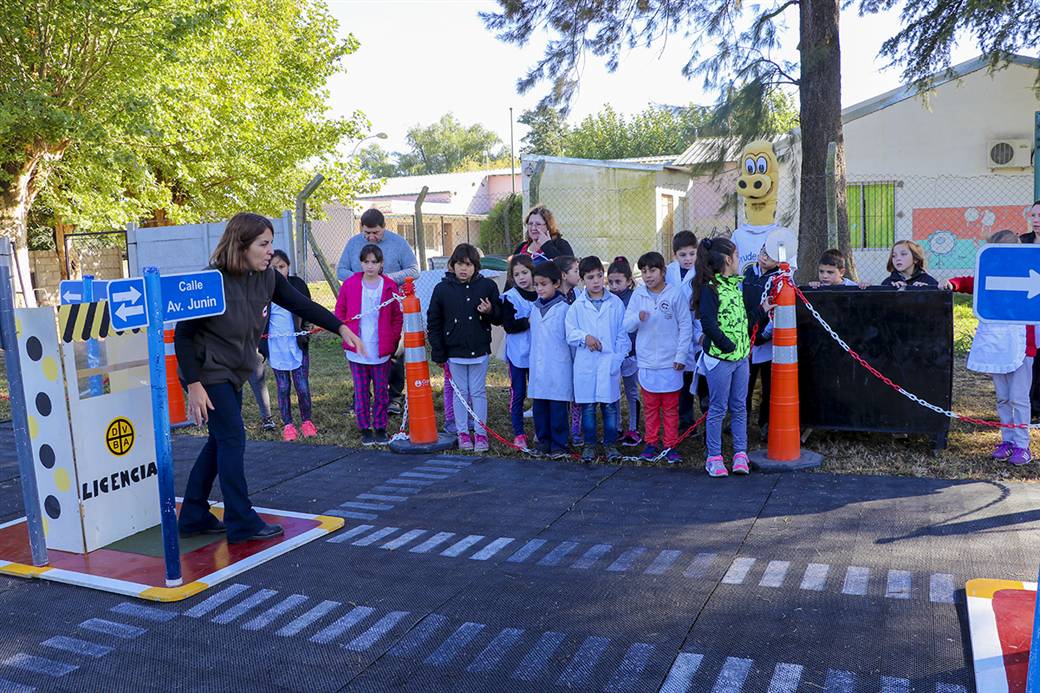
top-left (732, 140), bottom-right (797, 273)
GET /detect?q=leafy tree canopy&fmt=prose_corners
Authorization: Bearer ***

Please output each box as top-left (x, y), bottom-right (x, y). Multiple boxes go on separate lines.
top-left (0, 0), bottom-right (374, 237)
top-left (360, 114), bottom-right (508, 178)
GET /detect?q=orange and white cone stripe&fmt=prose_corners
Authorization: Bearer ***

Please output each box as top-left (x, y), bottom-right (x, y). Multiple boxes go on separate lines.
top-left (400, 278), bottom-right (439, 445)
top-left (767, 265), bottom-right (802, 461)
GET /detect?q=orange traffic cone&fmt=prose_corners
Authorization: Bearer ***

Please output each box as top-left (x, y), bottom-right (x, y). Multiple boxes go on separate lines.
top-left (389, 277), bottom-right (456, 454)
top-left (749, 263), bottom-right (823, 472)
top-left (164, 329), bottom-right (190, 428)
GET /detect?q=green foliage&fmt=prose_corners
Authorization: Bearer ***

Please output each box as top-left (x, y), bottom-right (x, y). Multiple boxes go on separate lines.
top-left (479, 193), bottom-right (523, 254)
top-left (519, 96), bottom-right (798, 161)
top-left (0, 0), bottom-right (376, 236)
top-left (859, 0), bottom-right (1040, 89)
top-left (359, 114), bottom-right (507, 177)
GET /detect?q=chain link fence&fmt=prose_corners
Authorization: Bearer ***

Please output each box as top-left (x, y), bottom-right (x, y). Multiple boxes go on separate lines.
top-left (307, 170), bottom-right (1036, 289)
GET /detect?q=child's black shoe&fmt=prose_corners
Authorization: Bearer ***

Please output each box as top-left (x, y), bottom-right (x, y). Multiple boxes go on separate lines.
top-left (360, 429), bottom-right (376, 446)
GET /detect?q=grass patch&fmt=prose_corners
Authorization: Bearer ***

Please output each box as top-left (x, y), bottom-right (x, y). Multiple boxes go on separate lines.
top-left (173, 325), bottom-right (1037, 482)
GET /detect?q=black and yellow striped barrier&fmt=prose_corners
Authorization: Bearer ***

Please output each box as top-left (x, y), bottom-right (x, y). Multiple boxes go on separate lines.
top-left (58, 301), bottom-right (111, 343)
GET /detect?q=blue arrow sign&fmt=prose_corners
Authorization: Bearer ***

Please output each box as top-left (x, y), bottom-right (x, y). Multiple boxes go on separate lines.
top-left (59, 279), bottom-right (109, 304)
top-left (107, 277), bottom-right (149, 330)
top-left (974, 245), bottom-right (1040, 323)
top-left (159, 270), bottom-right (225, 323)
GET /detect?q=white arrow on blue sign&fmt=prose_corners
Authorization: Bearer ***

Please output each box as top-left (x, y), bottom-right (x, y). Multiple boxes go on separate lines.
top-left (59, 279), bottom-right (109, 304)
top-left (160, 270), bottom-right (225, 323)
top-left (107, 277), bottom-right (149, 330)
top-left (974, 245), bottom-right (1040, 323)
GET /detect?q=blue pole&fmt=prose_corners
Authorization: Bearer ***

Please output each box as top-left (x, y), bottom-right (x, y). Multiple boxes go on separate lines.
top-left (0, 238), bottom-right (47, 566)
top-left (144, 267), bottom-right (182, 586)
top-left (83, 275), bottom-right (103, 396)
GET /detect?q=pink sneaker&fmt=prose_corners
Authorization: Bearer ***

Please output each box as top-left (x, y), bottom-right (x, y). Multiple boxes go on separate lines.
top-left (513, 434), bottom-right (528, 449)
top-left (705, 455), bottom-right (728, 477)
top-left (474, 435), bottom-right (489, 452)
top-left (282, 424), bottom-right (298, 442)
top-left (732, 452), bottom-right (750, 475)
top-left (457, 432), bottom-right (473, 451)
top-left (300, 420), bottom-right (318, 438)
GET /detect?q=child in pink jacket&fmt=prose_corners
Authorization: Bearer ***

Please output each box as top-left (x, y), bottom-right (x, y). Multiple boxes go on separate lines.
top-left (334, 244), bottom-right (404, 445)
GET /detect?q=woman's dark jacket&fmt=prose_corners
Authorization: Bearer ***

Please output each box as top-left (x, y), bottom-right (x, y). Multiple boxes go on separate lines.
top-left (175, 268), bottom-right (340, 388)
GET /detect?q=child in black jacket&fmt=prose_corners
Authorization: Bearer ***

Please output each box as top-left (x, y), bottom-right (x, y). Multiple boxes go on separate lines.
top-left (427, 243), bottom-right (502, 451)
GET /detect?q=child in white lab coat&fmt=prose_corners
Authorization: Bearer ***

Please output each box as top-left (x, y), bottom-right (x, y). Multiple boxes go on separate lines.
top-left (528, 261), bottom-right (574, 458)
top-left (622, 251), bottom-right (693, 464)
top-left (566, 256), bottom-right (629, 462)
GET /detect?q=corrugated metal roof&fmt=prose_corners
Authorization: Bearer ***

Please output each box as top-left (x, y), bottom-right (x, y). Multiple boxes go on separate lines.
top-left (671, 138), bottom-right (744, 166)
top-left (521, 154), bottom-right (668, 171)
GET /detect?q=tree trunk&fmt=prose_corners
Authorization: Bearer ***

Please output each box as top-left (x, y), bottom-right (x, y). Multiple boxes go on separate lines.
top-left (797, 0), bottom-right (853, 282)
top-left (0, 157), bottom-right (43, 307)
top-left (54, 214), bottom-right (74, 281)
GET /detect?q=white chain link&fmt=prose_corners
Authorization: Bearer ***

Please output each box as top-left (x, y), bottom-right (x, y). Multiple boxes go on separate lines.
top-left (265, 294), bottom-right (404, 339)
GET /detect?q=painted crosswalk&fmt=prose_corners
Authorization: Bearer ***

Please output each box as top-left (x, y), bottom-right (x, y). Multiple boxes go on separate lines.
top-left (325, 523), bottom-right (966, 608)
top-left (323, 457), bottom-right (472, 520)
top-left (34, 582), bottom-right (971, 693)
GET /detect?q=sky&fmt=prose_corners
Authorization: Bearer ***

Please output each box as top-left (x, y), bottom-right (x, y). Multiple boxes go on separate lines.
top-left (325, 0), bottom-right (979, 156)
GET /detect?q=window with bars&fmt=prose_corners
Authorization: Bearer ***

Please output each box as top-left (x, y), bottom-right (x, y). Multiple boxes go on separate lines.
top-left (847, 182), bottom-right (896, 249)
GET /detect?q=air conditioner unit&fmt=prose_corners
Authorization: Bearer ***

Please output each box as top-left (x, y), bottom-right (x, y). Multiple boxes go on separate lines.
top-left (987, 139), bottom-right (1033, 169)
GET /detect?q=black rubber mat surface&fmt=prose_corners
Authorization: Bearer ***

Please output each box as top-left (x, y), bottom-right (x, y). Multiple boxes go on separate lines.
top-left (0, 433), bottom-right (1035, 691)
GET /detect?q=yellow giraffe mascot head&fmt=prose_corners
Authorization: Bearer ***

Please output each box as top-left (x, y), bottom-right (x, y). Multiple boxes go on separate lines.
top-left (736, 140), bottom-right (780, 226)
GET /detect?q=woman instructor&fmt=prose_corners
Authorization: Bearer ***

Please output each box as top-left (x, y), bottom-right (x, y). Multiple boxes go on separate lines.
top-left (512, 205), bottom-right (573, 265)
top-left (175, 212), bottom-right (365, 543)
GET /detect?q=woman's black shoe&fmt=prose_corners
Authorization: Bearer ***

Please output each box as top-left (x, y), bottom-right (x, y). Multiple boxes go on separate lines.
top-left (179, 517), bottom-right (227, 538)
top-left (229, 523), bottom-right (284, 544)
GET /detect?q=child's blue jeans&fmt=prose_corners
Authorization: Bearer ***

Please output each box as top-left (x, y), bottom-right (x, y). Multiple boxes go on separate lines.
top-left (582, 402), bottom-right (618, 446)
top-left (508, 360), bottom-right (528, 436)
top-left (533, 399), bottom-right (569, 453)
top-left (705, 358), bottom-right (750, 457)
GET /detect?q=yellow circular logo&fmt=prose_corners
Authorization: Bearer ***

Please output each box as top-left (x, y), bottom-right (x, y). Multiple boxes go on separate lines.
top-left (105, 418), bottom-right (135, 456)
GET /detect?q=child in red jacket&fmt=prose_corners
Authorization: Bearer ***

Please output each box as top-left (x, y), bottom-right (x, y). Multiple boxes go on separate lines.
top-left (335, 244), bottom-right (404, 445)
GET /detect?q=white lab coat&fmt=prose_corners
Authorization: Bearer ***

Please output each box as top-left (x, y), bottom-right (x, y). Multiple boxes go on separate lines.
top-left (528, 295), bottom-right (573, 401)
top-left (967, 322), bottom-right (1028, 374)
top-left (665, 261), bottom-right (705, 372)
top-left (621, 283), bottom-right (693, 370)
top-left (565, 291), bottom-right (629, 404)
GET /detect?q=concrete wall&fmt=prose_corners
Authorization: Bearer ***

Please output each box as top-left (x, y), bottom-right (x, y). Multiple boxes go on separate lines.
top-left (29, 248), bottom-right (125, 306)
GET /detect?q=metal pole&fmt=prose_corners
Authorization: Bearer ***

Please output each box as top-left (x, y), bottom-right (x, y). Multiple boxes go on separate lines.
top-left (1034, 111), bottom-right (1039, 202)
top-left (0, 238), bottom-right (48, 566)
top-left (295, 174), bottom-right (325, 283)
top-left (144, 267), bottom-right (182, 586)
top-left (83, 276), bottom-right (103, 396)
top-left (510, 107), bottom-right (516, 251)
top-left (414, 186), bottom-right (429, 271)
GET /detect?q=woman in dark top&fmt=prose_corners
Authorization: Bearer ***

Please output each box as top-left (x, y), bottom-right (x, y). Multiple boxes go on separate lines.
top-left (512, 205), bottom-right (574, 264)
top-left (175, 212), bottom-right (364, 543)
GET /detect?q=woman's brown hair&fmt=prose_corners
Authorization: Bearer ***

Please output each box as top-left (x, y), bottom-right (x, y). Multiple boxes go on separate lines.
top-left (524, 205), bottom-right (560, 241)
top-left (211, 212), bottom-right (274, 275)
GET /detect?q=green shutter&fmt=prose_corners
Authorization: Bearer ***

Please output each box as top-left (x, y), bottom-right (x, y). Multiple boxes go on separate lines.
top-left (863, 183), bottom-right (895, 249)
top-left (846, 185), bottom-right (863, 248)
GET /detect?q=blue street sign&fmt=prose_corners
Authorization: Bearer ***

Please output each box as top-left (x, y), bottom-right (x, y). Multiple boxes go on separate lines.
top-left (59, 279), bottom-right (109, 304)
top-left (107, 277), bottom-right (149, 330)
top-left (974, 245), bottom-right (1040, 324)
top-left (159, 270), bottom-right (225, 323)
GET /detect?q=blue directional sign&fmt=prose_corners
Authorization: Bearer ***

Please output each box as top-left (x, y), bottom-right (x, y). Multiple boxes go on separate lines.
top-left (107, 277), bottom-right (149, 330)
top-left (974, 245), bottom-right (1040, 324)
top-left (159, 270), bottom-right (225, 323)
top-left (59, 279), bottom-right (109, 304)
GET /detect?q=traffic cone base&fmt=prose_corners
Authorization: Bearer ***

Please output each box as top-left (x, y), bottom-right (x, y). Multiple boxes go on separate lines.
top-left (747, 448), bottom-right (823, 473)
top-left (388, 431), bottom-right (457, 455)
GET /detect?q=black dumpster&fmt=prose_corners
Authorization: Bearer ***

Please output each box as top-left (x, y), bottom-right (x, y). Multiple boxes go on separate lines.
top-left (795, 288), bottom-right (954, 449)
